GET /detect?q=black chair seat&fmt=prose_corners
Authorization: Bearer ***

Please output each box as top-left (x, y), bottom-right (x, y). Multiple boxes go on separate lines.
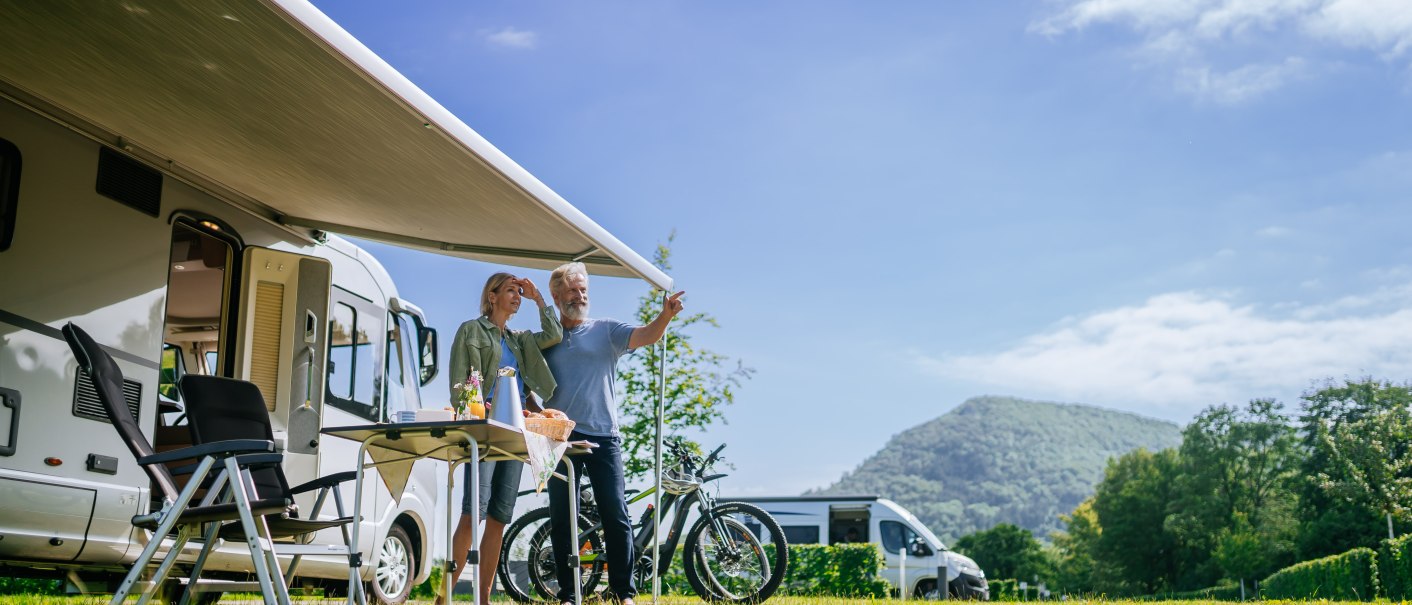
top-left (222, 515), bottom-right (354, 541)
top-left (131, 498), bottom-right (293, 529)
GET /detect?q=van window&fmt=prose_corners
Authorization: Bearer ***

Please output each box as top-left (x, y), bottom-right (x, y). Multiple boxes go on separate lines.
top-left (881, 520), bottom-right (932, 556)
top-left (326, 299), bottom-right (382, 421)
top-left (0, 138), bottom-right (18, 252)
top-left (781, 525), bottom-right (820, 545)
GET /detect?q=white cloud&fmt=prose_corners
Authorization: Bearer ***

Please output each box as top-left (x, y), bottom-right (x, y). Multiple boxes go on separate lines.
top-left (916, 288), bottom-right (1412, 420)
top-left (1032, 0), bottom-right (1412, 101)
top-left (1308, 0), bottom-right (1412, 57)
top-left (1177, 57), bottom-right (1309, 104)
top-left (484, 27), bottom-right (538, 50)
top-left (1257, 225), bottom-right (1293, 237)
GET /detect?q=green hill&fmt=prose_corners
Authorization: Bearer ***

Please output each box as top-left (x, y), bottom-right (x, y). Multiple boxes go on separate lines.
top-left (809, 395), bottom-right (1182, 543)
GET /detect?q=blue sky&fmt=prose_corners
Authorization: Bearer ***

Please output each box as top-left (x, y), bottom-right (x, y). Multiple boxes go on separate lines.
top-left (318, 0), bottom-right (1412, 495)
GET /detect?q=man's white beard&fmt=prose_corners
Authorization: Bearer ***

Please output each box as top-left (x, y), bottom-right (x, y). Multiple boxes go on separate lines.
top-left (563, 302), bottom-right (589, 322)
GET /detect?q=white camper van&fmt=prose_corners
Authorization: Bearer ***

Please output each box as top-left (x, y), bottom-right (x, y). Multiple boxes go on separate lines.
top-left (0, 1), bottom-right (672, 602)
top-left (734, 496), bottom-right (989, 600)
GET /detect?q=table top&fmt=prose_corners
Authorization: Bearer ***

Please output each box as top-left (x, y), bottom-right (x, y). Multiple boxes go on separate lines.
top-left (321, 419), bottom-right (531, 460)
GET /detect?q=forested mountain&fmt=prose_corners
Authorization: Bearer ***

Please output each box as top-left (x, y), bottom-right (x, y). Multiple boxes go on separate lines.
top-left (810, 395), bottom-right (1181, 543)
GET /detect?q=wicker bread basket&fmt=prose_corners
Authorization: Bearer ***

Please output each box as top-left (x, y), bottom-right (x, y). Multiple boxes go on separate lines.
top-left (525, 417), bottom-right (575, 441)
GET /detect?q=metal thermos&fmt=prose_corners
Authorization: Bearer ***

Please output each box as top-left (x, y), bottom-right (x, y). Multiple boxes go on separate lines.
top-left (490, 374), bottom-right (525, 430)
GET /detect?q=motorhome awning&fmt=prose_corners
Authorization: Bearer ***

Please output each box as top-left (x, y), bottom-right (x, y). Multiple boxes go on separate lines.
top-left (0, 1), bottom-right (672, 291)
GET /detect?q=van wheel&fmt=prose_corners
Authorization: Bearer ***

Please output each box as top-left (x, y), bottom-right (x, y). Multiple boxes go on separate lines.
top-left (915, 579), bottom-right (939, 599)
top-left (369, 525), bottom-right (414, 605)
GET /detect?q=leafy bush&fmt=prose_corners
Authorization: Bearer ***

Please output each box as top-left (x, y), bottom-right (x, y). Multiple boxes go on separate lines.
top-left (778, 543), bottom-right (890, 598)
top-left (989, 578), bottom-right (1018, 601)
top-left (1261, 546), bottom-right (1378, 601)
top-left (0, 576), bottom-right (61, 596)
top-left (1380, 533), bottom-right (1412, 600)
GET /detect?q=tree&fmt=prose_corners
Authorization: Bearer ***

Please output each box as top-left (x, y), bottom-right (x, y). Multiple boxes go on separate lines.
top-left (1051, 499), bottom-right (1101, 595)
top-left (953, 523), bottom-right (1050, 582)
top-left (1089, 448), bottom-right (1183, 595)
top-left (1296, 378), bottom-right (1412, 557)
top-left (616, 233), bottom-right (754, 480)
top-left (1315, 402), bottom-right (1412, 540)
top-left (1167, 399), bottom-right (1299, 585)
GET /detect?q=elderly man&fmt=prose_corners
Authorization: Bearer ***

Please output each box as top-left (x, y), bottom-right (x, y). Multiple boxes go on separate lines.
top-left (543, 261), bottom-right (683, 605)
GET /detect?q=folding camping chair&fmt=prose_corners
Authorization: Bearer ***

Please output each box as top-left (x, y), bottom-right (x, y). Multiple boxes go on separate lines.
top-left (177, 374), bottom-right (360, 601)
top-left (61, 323), bottom-right (293, 605)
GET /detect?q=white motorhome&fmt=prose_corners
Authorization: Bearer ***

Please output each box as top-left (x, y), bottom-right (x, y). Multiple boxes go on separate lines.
top-left (0, 1), bottom-right (671, 602)
top-left (733, 496), bottom-right (989, 600)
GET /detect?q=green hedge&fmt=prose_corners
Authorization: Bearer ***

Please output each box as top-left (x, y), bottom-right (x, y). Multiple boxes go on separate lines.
top-left (1380, 533), bottom-right (1412, 600)
top-left (777, 543), bottom-right (890, 598)
top-left (1261, 546), bottom-right (1379, 601)
top-left (988, 578), bottom-right (1018, 601)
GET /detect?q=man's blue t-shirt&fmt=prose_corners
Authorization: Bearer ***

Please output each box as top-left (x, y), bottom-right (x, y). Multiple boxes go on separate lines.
top-left (543, 318), bottom-right (635, 437)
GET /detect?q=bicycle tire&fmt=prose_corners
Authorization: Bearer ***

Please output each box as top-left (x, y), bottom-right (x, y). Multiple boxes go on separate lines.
top-left (683, 501), bottom-right (789, 603)
top-left (498, 508), bottom-right (604, 603)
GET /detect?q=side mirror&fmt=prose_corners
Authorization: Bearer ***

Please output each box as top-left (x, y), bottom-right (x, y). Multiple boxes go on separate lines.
top-left (417, 326), bottom-right (438, 386)
top-left (910, 537), bottom-right (933, 557)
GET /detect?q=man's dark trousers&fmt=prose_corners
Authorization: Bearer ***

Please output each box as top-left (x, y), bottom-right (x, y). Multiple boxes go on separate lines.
top-left (549, 432), bottom-right (635, 602)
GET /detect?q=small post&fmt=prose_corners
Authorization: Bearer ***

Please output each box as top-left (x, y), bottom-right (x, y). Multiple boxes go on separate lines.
top-left (900, 545), bottom-right (908, 602)
top-left (936, 562), bottom-right (948, 601)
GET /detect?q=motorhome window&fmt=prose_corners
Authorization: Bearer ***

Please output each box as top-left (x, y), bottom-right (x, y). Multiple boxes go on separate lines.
top-left (384, 313), bottom-right (407, 418)
top-left (328, 303), bottom-right (356, 401)
top-left (0, 138), bottom-right (19, 252)
top-left (781, 525), bottom-right (820, 544)
top-left (326, 301), bottom-right (380, 420)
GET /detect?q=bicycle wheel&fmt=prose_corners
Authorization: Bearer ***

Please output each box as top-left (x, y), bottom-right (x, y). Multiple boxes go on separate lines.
top-left (499, 507), bottom-right (553, 603)
top-left (684, 502), bottom-right (788, 603)
top-left (530, 514), bottom-right (605, 601)
top-left (498, 508), bottom-right (604, 602)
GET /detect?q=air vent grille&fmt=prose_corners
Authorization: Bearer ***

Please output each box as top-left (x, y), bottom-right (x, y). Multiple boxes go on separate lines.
top-left (96, 147), bottom-right (161, 217)
top-left (251, 281), bottom-right (285, 411)
top-left (73, 368), bottom-right (142, 423)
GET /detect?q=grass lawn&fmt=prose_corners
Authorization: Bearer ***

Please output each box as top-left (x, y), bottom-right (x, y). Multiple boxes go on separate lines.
top-left (0, 597), bottom-right (1369, 605)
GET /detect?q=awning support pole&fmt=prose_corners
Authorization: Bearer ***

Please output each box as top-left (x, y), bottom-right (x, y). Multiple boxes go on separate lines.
top-left (651, 290), bottom-right (666, 603)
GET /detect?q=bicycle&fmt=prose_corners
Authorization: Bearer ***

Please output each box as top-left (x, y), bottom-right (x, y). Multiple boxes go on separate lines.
top-left (498, 439), bottom-right (789, 603)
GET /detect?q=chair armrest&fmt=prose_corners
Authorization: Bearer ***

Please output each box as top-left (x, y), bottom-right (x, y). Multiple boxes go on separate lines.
top-left (234, 452), bottom-right (285, 469)
top-left (138, 439), bottom-right (275, 465)
top-left (289, 471), bottom-right (358, 495)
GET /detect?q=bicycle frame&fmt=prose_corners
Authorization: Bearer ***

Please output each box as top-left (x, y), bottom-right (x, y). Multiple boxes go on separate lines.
top-left (572, 448), bottom-right (733, 580)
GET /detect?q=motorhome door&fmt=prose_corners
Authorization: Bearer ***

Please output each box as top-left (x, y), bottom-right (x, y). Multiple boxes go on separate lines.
top-left (231, 246), bottom-right (331, 489)
top-left (828, 503), bottom-right (870, 545)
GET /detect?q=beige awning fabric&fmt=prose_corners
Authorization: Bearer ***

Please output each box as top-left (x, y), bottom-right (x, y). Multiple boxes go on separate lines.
top-left (0, 0), bottom-right (671, 290)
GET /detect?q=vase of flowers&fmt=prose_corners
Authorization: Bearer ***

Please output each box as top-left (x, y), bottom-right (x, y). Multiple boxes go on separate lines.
top-left (451, 369), bottom-right (486, 420)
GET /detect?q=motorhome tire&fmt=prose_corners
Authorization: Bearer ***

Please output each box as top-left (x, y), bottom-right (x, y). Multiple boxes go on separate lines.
top-left (370, 525), bottom-right (414, 605)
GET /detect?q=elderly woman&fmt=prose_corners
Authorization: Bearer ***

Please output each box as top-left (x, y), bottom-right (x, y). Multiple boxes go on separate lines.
top-left (441, 272), bottom-right (560, 605)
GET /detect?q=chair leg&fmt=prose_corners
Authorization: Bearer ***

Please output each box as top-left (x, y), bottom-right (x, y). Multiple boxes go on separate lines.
top-left (110, 456), bottom-right (220, 605)
top-left (224, 458), bottom-right (291, 605)
top-left (177, 519), bottom-right (224, 605)
top-left (135, 524), bottom-right (196, 605)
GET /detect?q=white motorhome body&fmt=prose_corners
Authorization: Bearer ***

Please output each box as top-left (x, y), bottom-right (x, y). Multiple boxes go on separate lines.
top-left (0, 90), bottom-right (441, 599)
top-left (0, 0), bottom-right (671, 600)
top-left (734, 496), bottom-right (989, 600)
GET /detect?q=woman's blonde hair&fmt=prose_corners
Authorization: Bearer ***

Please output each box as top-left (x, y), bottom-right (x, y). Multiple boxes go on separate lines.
top-left (480, 272), bottom-right (517, 317)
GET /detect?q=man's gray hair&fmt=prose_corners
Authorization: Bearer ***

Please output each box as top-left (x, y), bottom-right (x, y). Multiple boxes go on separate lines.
top-left (549, 262), bottom-right (588, 294)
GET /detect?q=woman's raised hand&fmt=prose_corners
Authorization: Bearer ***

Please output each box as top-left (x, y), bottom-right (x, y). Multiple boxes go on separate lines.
top-left (517, 278), bottom-right (545, 305)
